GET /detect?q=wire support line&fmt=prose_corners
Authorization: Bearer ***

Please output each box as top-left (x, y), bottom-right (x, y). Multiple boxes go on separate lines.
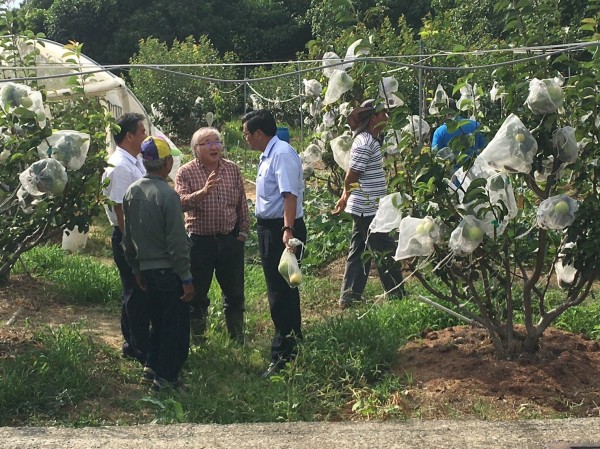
top-left (2, 40), bottom-right (596, 71)
top-left (208, 83), bottom-right (244, 95)
top-left (246, 83), bottom-right (302, 104)
top-left (3, 40), bottom-right (598, 84)
top-left (427, 41), bottom-right (599, 56)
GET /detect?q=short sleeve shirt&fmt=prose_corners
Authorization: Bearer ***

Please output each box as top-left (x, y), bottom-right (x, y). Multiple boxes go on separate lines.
top-left (255, 136), bottom-right (304, 219)
top-left (344, 132), bottom-right (387, 217)
top-left (102, 147), bottom-right (146, 227)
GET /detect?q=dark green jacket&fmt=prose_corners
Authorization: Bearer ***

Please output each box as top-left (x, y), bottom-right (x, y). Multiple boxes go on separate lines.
top-left (123, 174), bottom-right (192, 282)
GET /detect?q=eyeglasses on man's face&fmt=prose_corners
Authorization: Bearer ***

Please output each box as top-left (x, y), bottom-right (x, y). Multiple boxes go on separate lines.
top-left (243, 130), bottom-right (253, 138)
top-left (195, 141), bottom-right (223, 148)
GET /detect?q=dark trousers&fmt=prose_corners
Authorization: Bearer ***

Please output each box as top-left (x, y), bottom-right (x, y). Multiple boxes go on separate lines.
top-left (341, 214), bottom-right (405, 301)
top-left (111, 227), bottom-right (149, 364)
top-left (257, 217), bottom-right (306, 364)
top-left (189, 233), bottom-right (245, 319)
top-left (141, 268), bottom-right (190, 383)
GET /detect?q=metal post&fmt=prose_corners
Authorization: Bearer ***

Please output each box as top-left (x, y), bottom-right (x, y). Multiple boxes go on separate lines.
top-left (298, 62), bottom-right (304, 148)
top-left (243, 66), bottom-right (248, 170)
top-left (416, 295), bottom-right (481, 327)
top-left (418, 39), bottom-right (424, 147)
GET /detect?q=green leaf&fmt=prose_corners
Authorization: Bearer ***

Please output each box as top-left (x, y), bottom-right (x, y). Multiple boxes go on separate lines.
top-left (467, 178), bottom-right (488, 190)
top-left (10, 153), bottom-right (25, 163)
top-left (504, 19), bottom-right (520, 31)
top-left (462, 187), bottom-right (487, 206)
top-left (447, 119), bottom-right (474, 134)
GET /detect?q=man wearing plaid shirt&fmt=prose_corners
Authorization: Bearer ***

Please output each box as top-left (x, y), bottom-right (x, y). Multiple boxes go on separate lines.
top-left (175, 127), bottom-right (249, 344)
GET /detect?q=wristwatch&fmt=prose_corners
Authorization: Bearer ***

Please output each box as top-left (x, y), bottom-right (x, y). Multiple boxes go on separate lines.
top-left (281, 225), bottom-right (294, 233)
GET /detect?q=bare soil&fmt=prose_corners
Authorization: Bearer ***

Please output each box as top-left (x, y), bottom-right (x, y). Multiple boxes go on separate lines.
top-left (0, 275), bottom-right (122, 356)
top-left (321, 256), bottom-right (600, 419)
top-left (396, 325), bottom-right (600, 419)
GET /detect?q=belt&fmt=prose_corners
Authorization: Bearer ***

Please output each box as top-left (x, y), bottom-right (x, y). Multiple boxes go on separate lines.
top-left (256, 217), bottom-right (284, 227)
top-left (256, 217), bottom-right (304, 227)
top-left (190, 230), bottom-right (235, 240)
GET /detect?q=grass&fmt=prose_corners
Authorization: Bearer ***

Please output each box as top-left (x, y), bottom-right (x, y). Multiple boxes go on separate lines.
top-left (0, 321), bottom-right (120, 425)
top-left (0, 242), bottom-right (464, 425)
top-left (13, 245), bottom-right (121, 304)
top-left (2, 222), bottom-right (600, 425)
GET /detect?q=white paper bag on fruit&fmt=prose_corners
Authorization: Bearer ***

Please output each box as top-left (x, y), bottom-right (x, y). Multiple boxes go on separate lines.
top-left (37, 130), bottom-right (90, 171)
top-left (429, 84), bottom-right (448, 115)
top-left (330, 131), bottom-right (353, 172)
top-left (553, 126), bottom-right (578, 163)
top-left (395, 216), bottom-right (439, 260)
top-left (369, 193), bottom-right (404, 234)
top-left (555, 242), bottom-right (577, 288)
top-left (323, 71), bottom-right (354, 105)
top-left (449, 216), bottom-right (487, 256)
top-left (487, 173), bottom-right (518, 221)
top-left (477, 114), bottom-right (537, 174)
top-left (536, 194), bottom-right (578, 230)
top-left (526, 78), bottom-right (564, 115)
top-left (402, 115), bottom-right (430, 141)
top-left (19, 158), bottom-right (68, 196)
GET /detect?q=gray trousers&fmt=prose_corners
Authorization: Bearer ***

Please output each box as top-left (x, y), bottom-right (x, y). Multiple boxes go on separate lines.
top-left (340, 214), bottom-right (405, 302)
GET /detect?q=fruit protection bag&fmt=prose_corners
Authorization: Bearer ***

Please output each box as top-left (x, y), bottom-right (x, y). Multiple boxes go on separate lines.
top-left (402, 115), bottom-right (430, 141)
top-left (37, 130), bottom-right (91, 171)
top-left (428, 84), bottom-right (448, 115)
top-left (395, 217), bottom-right (439, 260)
top-left (330, 132), bottom-right (353, 172)
top-left (369, 192), bottom-right (403, 234)
top-left (477, 114), bottom-right (537, 174)
top-left (555, 243), bottom-right (577, 287)
top-left (278, 238), bottom-right (304, 288)
top-left (536, 194), bottom-right (578, 230)
top-left (19, 158), bottom-right (68, 196)
top-left (553, 126), bottom-right (578, 163)
top-left (486, 173), bottom-right (518, 222)
top-left (525, 78), bottom-right (564, 115)
top-left (449, 215), bottom-right (487, 256)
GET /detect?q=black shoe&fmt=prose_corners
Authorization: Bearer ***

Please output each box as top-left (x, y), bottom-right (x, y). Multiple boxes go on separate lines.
top-left (121, 344), bottom-right (137, 360)
top-left (151, 377), bottom-right (189, 392)
top-left (261, 361), bottom-right (285, 379)
top-left (141, 366), bottom-right (155, 385)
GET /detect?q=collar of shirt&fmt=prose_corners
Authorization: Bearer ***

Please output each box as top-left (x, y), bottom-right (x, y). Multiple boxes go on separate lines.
top-left (196, 157), bottom-right (221, 173)
top-left (116, 146), bottom-right (145, 174)
top-left (260, 136), bottom-right (280, 161)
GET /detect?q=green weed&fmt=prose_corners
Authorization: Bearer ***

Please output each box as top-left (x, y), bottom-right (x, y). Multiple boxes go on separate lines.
top-left (0, 322), bottom-right (117, 425)
top-left (14, 245), bottom-right (120, 304)
top-left (3, 238), bottom-right (600, 425)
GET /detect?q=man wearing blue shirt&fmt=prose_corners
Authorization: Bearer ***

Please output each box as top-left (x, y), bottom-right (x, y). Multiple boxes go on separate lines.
top-left (242, 110), bottom-right (306, 378)
top-left (431, 99), bottom-right (486, 169)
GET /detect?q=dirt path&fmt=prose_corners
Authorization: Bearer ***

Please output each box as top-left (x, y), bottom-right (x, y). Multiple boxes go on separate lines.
top-left (1, 418), bottom-right (600, 448)
top-left (244, 179), bottom-right (256, 202)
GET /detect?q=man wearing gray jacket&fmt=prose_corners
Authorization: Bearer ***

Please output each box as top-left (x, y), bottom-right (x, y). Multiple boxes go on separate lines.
top-left (123, 136), bottom-right (194, 391)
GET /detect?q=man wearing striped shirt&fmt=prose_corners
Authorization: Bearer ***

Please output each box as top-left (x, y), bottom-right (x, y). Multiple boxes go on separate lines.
top-left (175, 127), bottom-right (249, 344)
top-left (333, 99), bottom-right (405, 309)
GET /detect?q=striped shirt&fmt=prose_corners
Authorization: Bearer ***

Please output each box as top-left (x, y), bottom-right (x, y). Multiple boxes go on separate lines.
top-left (344, 132), bottom-right (387, 216)
top-left (175, 158), bottom-right (249, 236)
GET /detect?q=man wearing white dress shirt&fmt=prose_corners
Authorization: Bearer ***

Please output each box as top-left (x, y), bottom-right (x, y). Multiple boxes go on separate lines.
top-left (102, 113), bottom-right (150, 368)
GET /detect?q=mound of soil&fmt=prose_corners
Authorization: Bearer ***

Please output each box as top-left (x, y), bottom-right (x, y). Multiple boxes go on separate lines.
top-left (396, 325), bottom-right (600, 419)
